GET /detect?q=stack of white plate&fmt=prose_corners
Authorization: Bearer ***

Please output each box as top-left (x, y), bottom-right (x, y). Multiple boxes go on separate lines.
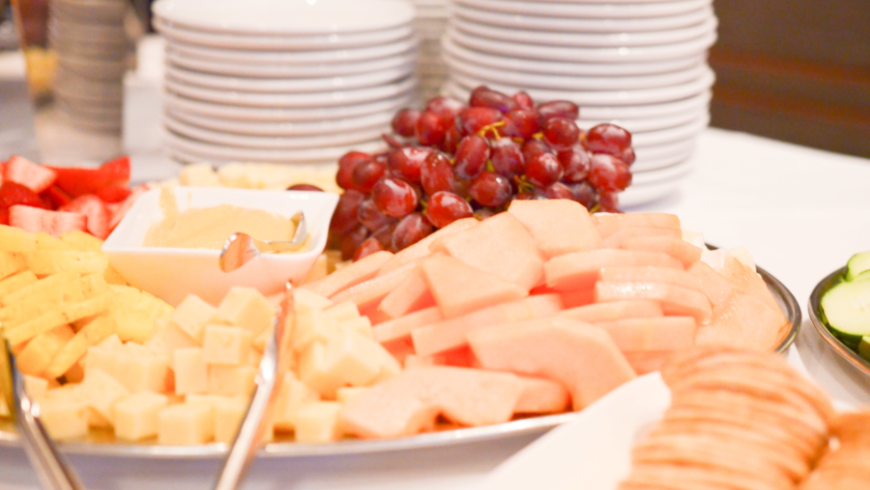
top-left (442, 0), bottom-right (718, 206)
top-left (409, 0), bottom-right (449, 103)
top-left (151, 0), bottom-right (418, 166)
top-left (49, 0), bottom-right (131, 133)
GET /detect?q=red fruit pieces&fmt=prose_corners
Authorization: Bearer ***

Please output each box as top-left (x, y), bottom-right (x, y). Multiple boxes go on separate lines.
top-left (107, 184), bottom-right (149, 231)
top-left (0, 181), bottom-right (48, 210)
top-left (95, 184), bottom-right (132, 203)
top-left (41, 185), bottom-right (73, 208)
top-left (4, 156), bottom-right (57, 193)
top-left (60, 195), bottom-right (109, 239)
top-left (47, 156), bottom-right (131, 198)
top-left (9, 205), bottom-right (86, 237)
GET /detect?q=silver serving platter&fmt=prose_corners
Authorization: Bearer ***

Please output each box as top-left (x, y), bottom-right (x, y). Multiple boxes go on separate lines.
top-left (808, 267), bottom-right (870, 377)
top-left (0, 261), bottom-right (800, 459)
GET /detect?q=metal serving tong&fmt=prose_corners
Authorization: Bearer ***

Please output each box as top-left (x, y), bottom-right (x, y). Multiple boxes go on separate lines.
top-left (212, 282), bottom-right (295, 490)
top-left (219, 212), bottom-right (308, 273)
top-left (1, 338), bottom-right (85, 490)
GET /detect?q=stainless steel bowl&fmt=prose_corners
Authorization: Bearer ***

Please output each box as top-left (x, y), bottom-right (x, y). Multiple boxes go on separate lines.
top-left (808, 267), bottom-right (870, 377)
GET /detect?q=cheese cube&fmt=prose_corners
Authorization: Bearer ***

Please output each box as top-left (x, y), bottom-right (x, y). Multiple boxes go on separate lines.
top-left (173, 348), bottom-right (209, 395)
top-left (217, 287), bottom-right (274, 336)
top-left (96, 334), bottom-right (123, 350)
top-left (45, 316), bottom-right (116, 379)
top-left (113, 392), bottom-right (169, 441)
top-left (273, 374), bottom-right (320, 432)
top-left (207, 365), bottom-right (256, 397)
top-left (202, 325), bottom-right (252, 366)
top-left (293, 402), bottom-right (343, 443)
top-left (169, 295), bottom-right (223, 343)
top-left (144, 318), bottom-right (199, 360)
top-left (108, 285), bottom-right (173, 343)
top-left (23, 375), bottom-right (49, 399)
top-left (38, 398), bottom-right (89, 440)
top-left (117, 355), bottom-right (171, 393)
top-left (78, 367), bottom-right (130, 422)
top-left (63, 362), bottom-right (85, 383)
top-left (324, 331), bottom-right (382, 387)
top-left (336, 387), bottom-right (370, 405)
top-left (293, 308), bottom-right (339, 352)
top-left (0, 398), bottom-right (8, 417)
top-left (123, 341), bottom-right (153, 357)
top-left (88, 407), bottom-right (113, 429)
top-left (297, 342), bottom-right (342, 399)
top-left (293, 288), bottom-right (333, 313)
top-left (158, 403), bottom-right (215, 445)
top-left (209, 396), bottom-right (274, 444)
top-left (337, 316), bottom-right (373, 339)
top-left (323, 301), bottom-right (360, 323)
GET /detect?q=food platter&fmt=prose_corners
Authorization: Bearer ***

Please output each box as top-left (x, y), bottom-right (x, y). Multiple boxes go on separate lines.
top-left (808, 267), bottom-right (870, 377)
top-left (0, 262), bottom-right (801, 459)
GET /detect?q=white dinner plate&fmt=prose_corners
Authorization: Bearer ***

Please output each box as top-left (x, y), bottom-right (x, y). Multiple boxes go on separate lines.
top-left (154, 19), bottom-right (414, 50)
top-left (164, 64), bottom-right (413, 94)
top-left (163, 91), bottom-right (413, 122)
top-left (164, 49), bottom-right (416, 78)
top-left (453, 4), bottom-right (714, 33)
top-left (441, 37), bottom-right (707, 77)
top-left (619, 176), bottom-right (687, 208)
top-left (632, 138), bottom-right (697, 162)
top-left (630, 146), bottom-right (696, 173)
top-left (577, 108), bottom-right (704, 134)
top-left (163, 76), bottom-right (417, 108)
top-left (631, 157), bottom-right (695, 185)
top-left (152, 0), bottom-right (414, 35)
top-left (580, 91), bottom-right (712, 119)
top-left (164, 38), bottom-right (417, 65)
top-left (447, 27), bottom-right (717, 63)
top-left (631, 113), bottom-right (709, 147)
top-left (452, 16), bottom-right (717, 48)
top-left (454, 0), bottom-right (712, 19)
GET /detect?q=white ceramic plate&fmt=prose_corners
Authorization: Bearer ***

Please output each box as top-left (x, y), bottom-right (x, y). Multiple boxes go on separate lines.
top-left (452, 16), bottom-right (717, 48)
top-left (447, 27), bottom-right (717, 63)
top-left (631, 113), bottom-right (709, 147)
top-left (619, 175), bottom-right (687, 208)
top-left (455, 0), bottom-right (712, 18)
top-left (163, 76), bottom-right (417, 107)
top-left (164, 38), bottom-right (416, 65)
top-left (448, 68), bottom-right (715, 106)
top-left (443, 52), bottom-right (706, 90)
top-left (164, 64), bottom-right (413, 94)
top-left (154, 18), bottom-right (414, 50)
top-left (632, 138), bottom-right (697, 162)
top-left (576, 108), bottom-right (703, 134)
top-left (164, 49), bottom-right (416, 78)
top-left (165, 107), bottom-right (397, 137)
top-left (162, 91), bottom-right (413, 122)
top-left (152, 0), bottom-right (414, 35)
top-left (631, 157), bottom-right (695, 185)
top-left (630, 146), bottom-right (696, 173)
top-left (453, 4), bottom-right (714, 33)
top-left (580, 91), bottom-right (712, 119)
top-left (441, 37), bottom-right (707, 76)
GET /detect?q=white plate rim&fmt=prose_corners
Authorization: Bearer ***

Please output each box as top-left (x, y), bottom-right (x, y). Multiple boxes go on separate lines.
top-left (163, 37), bottom-right (417, 64)
top-left (454, 0), bottom-right (712, 18)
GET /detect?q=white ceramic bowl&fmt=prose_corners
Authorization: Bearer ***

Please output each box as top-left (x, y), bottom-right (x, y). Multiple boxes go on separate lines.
top-left (454, 0), bottom-right (712, 18)
top-left (165, 38), bottom-right (416, 64)
top-left (166, 107), bottom-right (396, 136)
top-left (103, 187), bottom-right (338, 306)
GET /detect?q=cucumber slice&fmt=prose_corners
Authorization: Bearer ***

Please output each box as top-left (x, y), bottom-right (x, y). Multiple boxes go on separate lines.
top-left (860, 336), bottom-right (870, 362)
top-left (821, 279), bottom-right (870, 349)
top-left (845, 251), bottom-right (870, 281)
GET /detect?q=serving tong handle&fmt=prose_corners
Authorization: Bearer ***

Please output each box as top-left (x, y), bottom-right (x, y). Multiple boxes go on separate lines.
top-left (2, 339), bottom-right (85, 490)
top-left (219, 212), bottom-right (307, 273)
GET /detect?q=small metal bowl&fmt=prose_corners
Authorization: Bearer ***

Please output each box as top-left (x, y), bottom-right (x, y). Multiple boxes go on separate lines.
top-left (808, 267), bottom-right (870, 377)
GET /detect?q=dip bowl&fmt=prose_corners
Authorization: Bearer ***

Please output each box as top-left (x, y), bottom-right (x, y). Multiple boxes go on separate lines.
top-left (102, 186), bottom-right (338, 306)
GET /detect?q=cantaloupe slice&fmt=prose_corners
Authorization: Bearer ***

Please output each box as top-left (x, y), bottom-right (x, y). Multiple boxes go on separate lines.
top-left (687, 260), bottom-right (737, 308)
top-left (338, 366), bottom-right (523, 438)
top-left (594, 281), bottom-right (713, 324)
top-left (600, 226), bottom-right (682, 249)
top-left (381, 337), bottom-right (415, 366)
top-left (695, 293), bottom-right (785, 352)
top-left (620, 236), bottom-right (702, 269)
top-left (545, 249), bottom-right (683, 292)
top-left (515, 376), bottom-right (571, 414)
top-left (719, 256), bottom-right (782, 314)
top-left (376, 266), bottom-right (435, 319)
top-left (377, 218), bottom-right (478, 276)
top-left (467, 316), bottom-right (636, 410)
top-left (411, 294), bottom-right (563, 356)
top-left (371, 306), bottom-right (443, 344)
top-left (622, 350), bottom-right (674, 375)
top-left (599, 266), bottom-right (703, 292)
top-left (507, 199), bottom-right (601, 258)
top-left (421, 255), bottom-right (528, 319)
top-left (560, 289), bottom-right (595, 308)
top-left (329, 261), bottom-right (418, 312)
top-left (301, 251), bottom-right (393, 298)
top-left (429, 212), bottom-right (543, 291)
top-left (595, 316), bottom-right (696, 352)
top-left (404, 345), bottom-right (476, 369)
top-left (592, 213), bottom-right (681, 240)
top-left (560, 300), bottom-right (663, 323)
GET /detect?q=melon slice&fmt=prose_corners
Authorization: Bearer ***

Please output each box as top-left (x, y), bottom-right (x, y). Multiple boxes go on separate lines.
top-left (595, 316), bottom-right (696, 352)
top-left (301, 251), bottom-right (393, 298)
top-left (599, 266), bottom-right (703, 292)
top-left (467, 316), bottom-right (636, 410)
top-left (695, 293), bottom-right (786, 352)
top-left (338, 366), bottom-right (523, 439)
top-left (411, 294), bottom-right (563, 356)
top-left (545, 249), bottom-right (683, 292)
top-left (600, 226), bottom-right (682, 249)
top-left (429, 212), bottom-right (543, 291)
top-left (594, 281), bottom-right (713, 324)
top-left (560, 289), bottom-right (595, 308)
top-left (592, 213), bottom-right (681, 239)
top-left (687, 260), bottom-right (737, 308)
top-left (515, 376), bottom-right (571, 414)
top-left (377, 218), bottom-right (478, 276)
top-left (421, 255), bottom-right (528, 319)
top-left (507, 199), bottom-right (601, 258)
top-left (376, 266), bottom-right (435, 319)
top-left (623, 351), bottom-right (674, 375)
top-left (719, 256), bottom-right (782, 314)
top-left (620, 236), bottom-right (703, 269)
top-left (404, 345), bottom-right (476, 369)
top-left (329, 261), bottom-right (418, 311)
top-left (560, 300), bottom-right (663, 323)
top-left (371, 306), bottom-right (443, 344)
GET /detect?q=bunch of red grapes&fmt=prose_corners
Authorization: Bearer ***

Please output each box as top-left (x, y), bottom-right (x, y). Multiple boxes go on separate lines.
top-left (329, 86), bottom-right (635, 261)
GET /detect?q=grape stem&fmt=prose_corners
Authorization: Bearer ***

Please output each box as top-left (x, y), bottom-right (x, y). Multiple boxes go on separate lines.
top-left (477, 121), bottom-right (506, 140)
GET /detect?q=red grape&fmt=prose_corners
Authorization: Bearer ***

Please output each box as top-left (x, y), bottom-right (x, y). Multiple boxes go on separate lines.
top-left (490, 138), bottom-right (524, 179)
top-left (388, 147), bottom-right (431, 183)
top-left (617, 147), bottom-right (636, 166)
top-left (341, 225), bottom-right (369, 261)
top-left (287, 184), bottom-right (323, 191)
top-left (512, 91), bottom-right (534, 109)
top-left (567, 182), bottom-right (598, 210)
top-left (454, 134), bottom-right (490, 180)
top-left (458, 107), bottom-right (504, 135)
top-left (329, 189), bottom-right (365, 235)
top-left (522, 139), bottom-right (552, 163)
top-left (372, 223), bottom-right (396, 248)
top-left (336, 151), bottom-right (371, 190)
top-left (425, 191), bottom-right (473, 228)
top-left (588, 154), bottom-right (632, 192)
top-left (557, 144), bottom-right (591, 183)
top-left (350, 157), bottom-right (386, 193)
top-left (441, 126), bottom-right (462, 154)
top-left (474, 207), bottom-right (497, 220)
top-left (357, 198), bottom-right (396, 232)
top-left (426, 96), bottom-right (464, 119)
top-left (542, 182), bottom-right (573, 200)
top-left (524, 152), bottom-right (563, 188)
top-left (391, 109), bottom-right (420, 138)
top-left (391, 212), bottom-right (433, 251)
top-left (354, 237), bottom-right (384, 261)
top-left (537, 100), bottom-right (579, 123)
top-left (502, 109), bottom-right (541, 139)
top-left (599, 191), bottom-right (619, 212)
top-left (470, 86), bottom-right (519, 114)
top-left (469, 171), bottom-right (512, 207)
top-left (415, 111), bottom-right (451, 146)
top-left (585, 123), bottom-right (632, 155)
top-left (372, 177), bottom-right (419, 217)
top-left (513, 191), bottom-right (543, 201)
top-left (421, 151), bottom-right (456, 195)
top-left (543, 117), bottom-right (580, 151)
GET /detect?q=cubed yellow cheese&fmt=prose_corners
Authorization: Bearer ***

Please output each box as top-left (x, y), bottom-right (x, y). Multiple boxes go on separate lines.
top-left (272, 373), bottom-right (320, 433)
top-left (35, 232), bottom-right (74, 250)
top-left (96, 334), bottom-right (123, 350)
top-left (202, 325), bottom-right (252, 366)
top-left (37, 397), bottom-right (89, 440)
top-left (173, 348), bottom-right (209, 395)
top-left (20, 250), bottom-right (108, 276)
top-left (207, 365), bottom-right (256, 397)
top-left (211, 396), bottom-right (260, 444)
top-left (85, 345), bottom-right (170, 393)
top-left (113, 392), bottom-right (169, 441)
top-left (323, 331), bottom-right (382, 387)
top-left (158, 403), bottom-right (215, 445)
top-left (293, 402), bottom-right (343, 443)
top-left (0, 270), bottom-right (37, 298)
top-left (0, 398), bottom-right (8, 417)
top-left (107, 285), bottom-right (173, 343)
top-left (252, 325), bottom-right (272, 353)
top-left (297, 342), bottom-right (343, 399)
top-left (168, 295), bottom-right (223, 343)
top-left (0, 251), bottom-right (25, 280)
top-left (323, 301), bottom-right (360, 323)
top-left (59, 230), bottom-right (104, 252)
top-left (78, 367), bottom-right (130, 422)
top-left (22, 375), bottom-right (49, 399)
top-left (293, 288), bottom-right (333, 313)
top-left (179, 162), bottom-right (220, 187)
top-left (44, 316), bottom-right (116, 379)
top-left (0, 225), bottom-right (36, 252)
top-left (63, 362), bottom-right (84, 383)
top-left (336, 386), bottom-right (370, 405)
top-left (144, 318), bottom-right (199, 359)
top-left (217, 287), bottom-right (274, 336)
top-left (293, 308), bottom-right (339, 352)
top-left (15, 325), bottom-right (75, 376)
top-left (88, 407), bottom-right (112, 429)
top-left (337, 316), bottom-right (373, 339)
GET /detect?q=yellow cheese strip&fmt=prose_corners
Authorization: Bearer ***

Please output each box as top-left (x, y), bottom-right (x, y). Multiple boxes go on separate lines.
top-left (19, 251), bottom-right (108, 276)
top-left (0, 251), bottom-right (25, 281)
top-left (44, 316), bottom-right (116, 379)
top-left (5, 292), bottom-right (114, 345)
top-left (0, 271), bottom-right (78, 306)
top-left (60, 230), bottom-right (104, 252)
top-left (0, 270), bottom-right (37, 298)
top-left (0, 274), bottom-right (108, 328)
